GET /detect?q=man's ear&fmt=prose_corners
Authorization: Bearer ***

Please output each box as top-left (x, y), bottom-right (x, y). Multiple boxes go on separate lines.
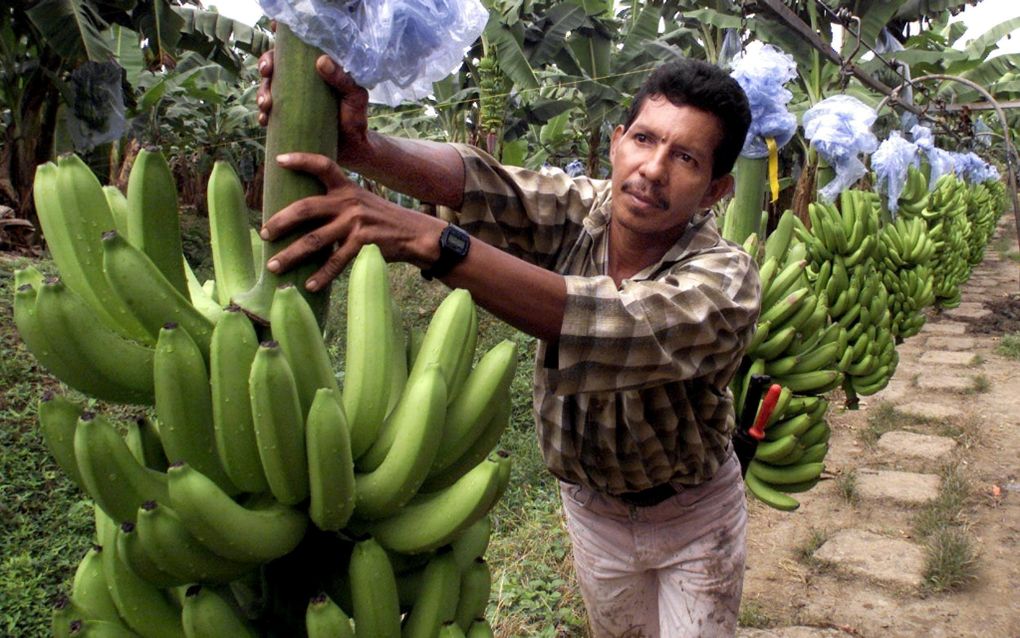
top-left (608, 124), bottom-right (625, 164)
top-left (700, 173), bottom-right (734, 209)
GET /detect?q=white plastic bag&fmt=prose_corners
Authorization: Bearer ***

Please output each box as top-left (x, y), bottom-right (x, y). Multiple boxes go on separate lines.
top-left (730, 43), bottom-right (798, 159)
top-left (803, 95), bottom-right (878, 201)
top-left (872, 132), bottom-right (920, 214)
top-left (258, 0), bottom-right (488, 106)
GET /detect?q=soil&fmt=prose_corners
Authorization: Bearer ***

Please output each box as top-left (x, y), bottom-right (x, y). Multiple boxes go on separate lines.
top-left (739, 218), bottom-right (1020, 638)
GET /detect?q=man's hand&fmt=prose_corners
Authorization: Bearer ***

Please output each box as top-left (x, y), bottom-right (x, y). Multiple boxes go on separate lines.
top-left (256, 50), bottom-right (373, 166)
top-left (260, 152), bottom-right (444, 292)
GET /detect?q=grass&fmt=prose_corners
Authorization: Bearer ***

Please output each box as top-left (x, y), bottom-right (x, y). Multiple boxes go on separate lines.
top-left (995, 332), bottom-right (1020, 360)
top-left (794, 528), bottom-right (830, 569)
top-left (967, 373), bottom-right (991, 394)
top-left (912, 463), bottom-right (978, 593)
top-left (860, 401), bottom-right (902, 446)
top-left (835, 470), bottom-right (859, 505)
top-left (737, 598), bottom-right (772, 629)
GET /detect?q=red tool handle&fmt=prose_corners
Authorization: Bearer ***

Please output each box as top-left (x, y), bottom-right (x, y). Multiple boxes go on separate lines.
top-left (749, 384), bottom-right (782, 441)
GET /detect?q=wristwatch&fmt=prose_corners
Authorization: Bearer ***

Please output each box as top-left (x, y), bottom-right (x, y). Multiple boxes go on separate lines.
top-left (421, 223), bottom-right (471, 280)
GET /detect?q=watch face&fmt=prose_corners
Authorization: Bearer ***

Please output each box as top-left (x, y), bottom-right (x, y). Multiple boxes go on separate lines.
top-left (443, 226), bottom-right (471, 256)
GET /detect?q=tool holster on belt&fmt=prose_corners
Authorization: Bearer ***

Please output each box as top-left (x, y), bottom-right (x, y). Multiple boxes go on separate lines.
top-left (733, 374), bottom-right (771, 478)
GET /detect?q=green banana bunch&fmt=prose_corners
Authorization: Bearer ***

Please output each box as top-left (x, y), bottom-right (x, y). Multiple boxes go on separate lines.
top-left (895, 165), bottom-right (930, 217)
top-left (875, 215), bottom-right (935, 340)
top-left (924, 174), bottom-right (973, 309)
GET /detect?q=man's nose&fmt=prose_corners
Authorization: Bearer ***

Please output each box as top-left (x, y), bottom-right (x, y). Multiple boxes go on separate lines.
top-left (639, 149), bottom-right (669, 184)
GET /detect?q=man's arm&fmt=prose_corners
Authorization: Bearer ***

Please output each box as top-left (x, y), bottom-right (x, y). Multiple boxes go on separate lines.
top-left (261, 152), bottom-right (568, 343)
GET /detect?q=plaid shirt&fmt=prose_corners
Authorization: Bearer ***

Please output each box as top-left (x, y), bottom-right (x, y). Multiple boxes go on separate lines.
top-left (443, 145), bottom-right (760, 494)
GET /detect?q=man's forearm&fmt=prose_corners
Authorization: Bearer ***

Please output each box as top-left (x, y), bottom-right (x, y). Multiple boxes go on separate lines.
top-left (341, 133), bottom-right (466, 210)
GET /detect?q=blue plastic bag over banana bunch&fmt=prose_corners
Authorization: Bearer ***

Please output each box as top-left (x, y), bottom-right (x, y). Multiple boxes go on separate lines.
top-left (872, 132), bottom-right (921, 215)
top-left (951, 151), bottom-right (999, 185)
top-left (257, 0), bottom-right (488, 106)
top-left (729, 43), bottom-right (798, 159)
top-left (910, 124), bottom-right (955, 190)
top-left (803, 95), bottom-right (878, 202)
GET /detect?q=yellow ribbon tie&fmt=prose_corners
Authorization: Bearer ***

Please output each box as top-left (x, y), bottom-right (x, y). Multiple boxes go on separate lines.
top-left (766, 137), bottom-right (780, 203)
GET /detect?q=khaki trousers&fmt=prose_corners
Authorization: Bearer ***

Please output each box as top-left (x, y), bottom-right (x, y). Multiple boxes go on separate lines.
top-left (560, 451), bottom-right (747, 638)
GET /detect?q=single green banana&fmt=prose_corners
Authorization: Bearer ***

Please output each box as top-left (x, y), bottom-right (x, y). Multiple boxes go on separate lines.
top-left (770, 369), bottom-right (843, 394)
top-left (454, 558), bottom-right (491, 631)
top-left (451, 515), bottom-right (492, 572)
top-left (764, 210), bottom-right (797, 264)
top-left (101, 185), bottom-right (131, 237)
top-left (744, 470), bottom-right (800, 511)
top-left (269, 283), bottom-right (341, 418)
top-left (115, 521), bottom-right (182, 588)
top-left (753, 434), bottom-right (799, 463)
top-left (182, 258), bottom-right (225, 324)
top-left (154, 323), bottom-right (236, 494)
top-left (99, 515), bottom-right (186, 638)
top-left (407, 288), bottom-right (478, 401)
top-left (369, 455), bottom-right (506, 554)
top-left (125, 147), bottom-right (188, 298)
top-left (207, 161), bottom-right (256, 305)
top-left (306, 388), bottom-right (356, 531)
top-left (36, 277), bottom-right (156, 404)
top-left (748, 324), bottom-right (796, 361)
top-left (762, 259), bottom-right (807, 310)
top-left (763, 411), bottom-right (819, 441)
top-left (15, 283), bottom-right (145, 404)
top-left (759, 287), bottom-right (811, 327)
top-left (343, 244), bottom-right (396, 458)
top-left (439, 622), bottom-right (468, 638)
top-left (167, 462), bottom-right (308, 563)
top-left (181, 585), bottom-right (257, 638)
top-left (38, 391), bottom-right (87, 489)
top-left (102, 231), bottom-right (214, 358)
top-left (71, 545), bottom-right (122, 623)
top-left (74, 411), bottom-right (169, 524)
top-left (33, 156), bottom-right (151, 342)
top-left (420, 394), bottom-right (512, 493)
top-left (354, 363), bottom-right (447, 520)
top-left (249, 340), bottom-right (309, 505)
top-left (433, 340), bottom-right (519, 476)
top-left (135, 500), bottom-right (257, 584)
top-left (747, 459), bottom-right (824, 485)
top-left (466, 618), bottom-right (495, 638)
top-left (403, 551), bottom-right (461, 638)
top-left (305, 593), bottom-right (354, 638)
top-left (66, 618), bottom-right (140, 637)
top-left (210, 306), bottom-right (267, 493)
top-left (798, 421), bottom-right (831, 448)
top-left (124, 416), bottom-right (169, 473)
top-left (349, 538), bottom-right (401, 638)
top-left (799, 442), bottom-right (828, 464)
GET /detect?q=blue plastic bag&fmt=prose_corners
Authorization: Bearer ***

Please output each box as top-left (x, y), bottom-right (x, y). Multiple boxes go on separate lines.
top-left (258, 0), bottom-right (488, 106)
top-left (872, 132), bottom-right (920, 214)
top-left (66, 61), bottom-right (128, 152)
top-left (909, 124), bottom-right (953, 190)
top-left (950, 151), bottom-right (998, 184)
top-left (730, 43), bottom-right (798, 159)
top-left (802, 95), bottom-right (878, 202)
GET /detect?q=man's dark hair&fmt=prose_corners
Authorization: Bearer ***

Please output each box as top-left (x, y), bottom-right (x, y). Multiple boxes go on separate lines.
top-left (623, 58), bottom-right (751, 180)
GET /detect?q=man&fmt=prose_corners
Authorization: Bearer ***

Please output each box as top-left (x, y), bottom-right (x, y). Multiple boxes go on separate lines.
top-left (257, 53), bottom-right (758, 636)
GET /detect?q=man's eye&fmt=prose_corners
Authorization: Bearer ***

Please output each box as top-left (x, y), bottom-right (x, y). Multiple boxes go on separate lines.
top-left (674, 151), bottom-right (693, 163)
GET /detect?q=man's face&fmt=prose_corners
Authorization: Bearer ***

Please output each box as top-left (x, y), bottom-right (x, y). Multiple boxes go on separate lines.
top-left (609, 96), bottom-right (733, 243)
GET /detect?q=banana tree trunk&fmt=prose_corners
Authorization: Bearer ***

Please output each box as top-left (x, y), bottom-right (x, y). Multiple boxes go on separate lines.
top-left (235, 24), bottom-right (338, 326)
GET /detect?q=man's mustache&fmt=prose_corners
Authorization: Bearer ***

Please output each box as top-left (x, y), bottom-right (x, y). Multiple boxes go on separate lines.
top-left (622, 181), bottom-right (668, 210)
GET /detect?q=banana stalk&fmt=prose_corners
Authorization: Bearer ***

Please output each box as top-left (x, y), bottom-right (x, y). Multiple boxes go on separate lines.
top-left (234, 24), bottom-right (339, 326)
top-left (723, 155), bottom-right (767, 246)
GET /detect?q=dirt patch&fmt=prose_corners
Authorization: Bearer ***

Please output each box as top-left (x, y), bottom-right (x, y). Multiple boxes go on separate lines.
top-left (966, 293), bottom-right (1020, 335)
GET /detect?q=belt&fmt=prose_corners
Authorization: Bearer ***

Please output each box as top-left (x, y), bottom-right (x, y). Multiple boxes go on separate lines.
top-left (616, 482), bottom-right (680, 507)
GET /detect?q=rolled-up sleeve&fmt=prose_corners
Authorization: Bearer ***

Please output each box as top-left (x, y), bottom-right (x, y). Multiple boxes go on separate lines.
top-left (438, 144), bottom-right (609, 269)
top-left (544, 247), bottom-right (760, 396)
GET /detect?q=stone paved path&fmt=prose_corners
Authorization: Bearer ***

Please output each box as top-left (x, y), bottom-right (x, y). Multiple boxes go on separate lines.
top-left (738, 217), bottom-right (1020, 637)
